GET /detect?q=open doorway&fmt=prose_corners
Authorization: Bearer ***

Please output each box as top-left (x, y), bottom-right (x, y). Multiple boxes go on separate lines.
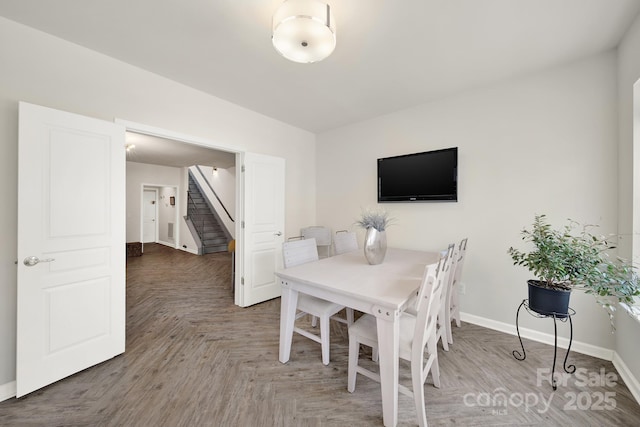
top-left (122, 125), bottom-right (239, 302)
top-left (124, 131), bottom-right (236, 249)
top-left (119, 119), bottom-right (286, 308)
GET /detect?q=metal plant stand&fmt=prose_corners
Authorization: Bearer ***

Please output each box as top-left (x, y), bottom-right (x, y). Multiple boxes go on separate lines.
top-left (512, 299), bottom-right (576, 390)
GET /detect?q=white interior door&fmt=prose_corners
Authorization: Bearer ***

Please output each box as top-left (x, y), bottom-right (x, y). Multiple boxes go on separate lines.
top-left (142, 189), bottom-right (157, 243)
top-left (16, 102), bottom-right (126, 397)
top-left (239, 152), bottom-right (285, 307)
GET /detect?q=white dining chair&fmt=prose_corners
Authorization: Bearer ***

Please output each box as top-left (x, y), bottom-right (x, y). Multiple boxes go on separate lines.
top-left (333, 230), bottom-right (359, 255)
top-left (283, 238), bottom-right (351, 365)
top-left (435, 244), bottom-right (456, 351)
top-left (301, 226), bottom-right (332, 258)
top-left (347, 254), bottom-right (448, 427)
top-left (446, 238), bottom-right (468, 344)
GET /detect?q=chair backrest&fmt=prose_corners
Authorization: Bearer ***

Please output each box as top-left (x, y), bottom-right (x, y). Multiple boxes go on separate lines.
top-left (283, 238), bottom-right (319, 268)
top-left (452, 238), bottom-right (468, 286)
top-left (442, 243), bottom-right (456, 281)
top-left (438, 243), bottom-right (456, 310)
top-left (440, 243), bottom-right (457, 304)
top-left (412, 261), bottom-right (446, 354)
top-left (301, 226), bottom-right (332, 257)
top-left (333, 231), bottom-right (358, 255)
top-left (415, 244), bottom-right (454, 313)
top-left (301, 226), bottom-right (332, 246)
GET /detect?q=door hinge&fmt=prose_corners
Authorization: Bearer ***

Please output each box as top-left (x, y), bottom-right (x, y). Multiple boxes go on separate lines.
top-left (241, 165), bottom-right (245, 173)
top-left (241, 221), bottom-right (245, 229)
top-left (241, 277), bottom-right (245, 285)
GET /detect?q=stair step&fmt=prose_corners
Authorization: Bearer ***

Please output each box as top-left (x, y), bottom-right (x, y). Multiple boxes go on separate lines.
top-left (204, 244), bottom-right (228, 254)
top-left (203, 231), bottom-right (225, 238)
top-left (189, 172), bottom-right (229, 255)
top-left (202, 235), bottom-right (227, 245)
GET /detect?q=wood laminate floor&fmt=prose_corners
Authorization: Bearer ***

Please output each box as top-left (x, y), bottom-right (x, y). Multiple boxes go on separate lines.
top-left (1, 243), bottom-right (639, 426)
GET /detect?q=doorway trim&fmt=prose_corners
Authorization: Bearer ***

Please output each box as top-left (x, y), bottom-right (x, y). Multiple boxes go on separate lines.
top-left (115, 119), bottom-right (243, 305)
top-left (141, 187), bottom-right (158, 245)
top-left (140, 184), bottom-right (180, 251)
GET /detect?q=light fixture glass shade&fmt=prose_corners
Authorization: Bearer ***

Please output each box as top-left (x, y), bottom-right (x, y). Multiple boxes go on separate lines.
top-left (272, 0), bottom-right (336, 64)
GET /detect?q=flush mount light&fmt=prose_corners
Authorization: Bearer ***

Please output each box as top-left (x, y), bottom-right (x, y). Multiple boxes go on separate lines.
top-left (272, 0), bottom-right (336, 64)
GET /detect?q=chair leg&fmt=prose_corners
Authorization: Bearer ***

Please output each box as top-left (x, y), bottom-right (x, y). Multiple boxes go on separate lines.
top-left (438, 312), bottom-right (449, 352)
top-left (347, 337), bottom-right (359, 392)
top-left (453, 310), bottom-right (461, 327)
top-left (444, 295), bottom-right (454, 345)
top-left (430, 355), bottom-right (441, 389)
top-left (320, 315), bottom-right (331, 365)
top-left (451, 292), bottom-right (461, 327)
top-left (311, 315), bottom-right (318, 328)
top-left (427, 338), bottom-right (441, 389)
top-left (440, 332), bottom-right (449, 351)
top-left (411, 356), bottom-right (428, 427)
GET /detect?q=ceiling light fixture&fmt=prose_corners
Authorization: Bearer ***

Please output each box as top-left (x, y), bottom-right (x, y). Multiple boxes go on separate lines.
top-left (125, 144), bottom-right (135, 152)
top-left (272, 0), bottom-right (336, 64)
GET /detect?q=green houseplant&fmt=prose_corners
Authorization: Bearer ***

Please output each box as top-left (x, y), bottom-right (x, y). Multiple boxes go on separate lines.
top-left (508, 215), bottom-right (640, 327)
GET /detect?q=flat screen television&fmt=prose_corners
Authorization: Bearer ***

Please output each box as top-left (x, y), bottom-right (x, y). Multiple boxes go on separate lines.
top-left (377, 147), bottom-right (458, 202)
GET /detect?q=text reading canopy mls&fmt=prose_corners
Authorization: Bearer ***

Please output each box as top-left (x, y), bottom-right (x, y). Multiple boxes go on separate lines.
top-left (377, 147), bottom-right (458, 202)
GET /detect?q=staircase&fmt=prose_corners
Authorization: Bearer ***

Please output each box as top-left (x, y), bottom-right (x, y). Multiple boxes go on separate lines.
top-left (187, 174), bottom-right (229, 254)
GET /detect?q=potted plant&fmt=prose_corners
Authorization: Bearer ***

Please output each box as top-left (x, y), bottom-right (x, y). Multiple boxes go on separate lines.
top-left (508, 215), bottom-right (640, 326)
top-left (356, 208), bottom-right (394, 265)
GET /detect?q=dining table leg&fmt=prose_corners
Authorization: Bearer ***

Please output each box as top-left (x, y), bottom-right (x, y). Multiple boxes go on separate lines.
top-left (376, 314), bottom-right (400, 427)
top-left (279, 284), bottom-right (299, 363)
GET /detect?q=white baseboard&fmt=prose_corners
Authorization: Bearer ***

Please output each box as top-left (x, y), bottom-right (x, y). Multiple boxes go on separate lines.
top-left (150, 240), bottom-right (198, 255)
top-left (459, 312), bottom-right (614, 361)
top-left (0, 381), bottom-right (16, 403)
top-left (181, 246), bottom-right (199, 255)
top-left (612, 352), bottom-right (640, 405)
top-left (463, 311), bottom-right (640, 406)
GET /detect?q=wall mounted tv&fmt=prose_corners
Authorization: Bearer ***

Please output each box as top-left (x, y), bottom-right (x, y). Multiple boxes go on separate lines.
top-left (377, 147), bottom-right (458, 202)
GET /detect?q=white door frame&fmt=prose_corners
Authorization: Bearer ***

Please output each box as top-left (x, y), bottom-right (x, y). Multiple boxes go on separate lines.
top-left (140, 184), bottom-right (180, 249)
top-left (116, 119), bottom-right (243, 304)
top-left (141, 187), bottom-right (158, 245)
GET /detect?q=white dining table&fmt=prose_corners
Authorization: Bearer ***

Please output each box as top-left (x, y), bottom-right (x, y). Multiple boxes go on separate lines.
top-left (277, 247), bottom-right (440, 427)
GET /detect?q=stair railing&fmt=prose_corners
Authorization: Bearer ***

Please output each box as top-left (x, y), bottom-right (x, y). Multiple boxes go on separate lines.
top-left (195, 165), bottom-right (234, 222)
top-left (186, 190), bottom-right (205, 253)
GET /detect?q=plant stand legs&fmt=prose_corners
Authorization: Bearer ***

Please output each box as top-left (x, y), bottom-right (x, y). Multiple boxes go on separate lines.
top-left (512, 299), bottom-right (576, 390)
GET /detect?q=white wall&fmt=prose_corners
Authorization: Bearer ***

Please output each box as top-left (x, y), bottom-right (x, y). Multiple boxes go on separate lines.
top-left (317, 52), bottom-right (619, 350)
top-left (0, 17), bottom-right (315, 387)
top-left (616, 12), bottom-right (640, 384)
top-left (157, 186), bottom-right (177, 245)
top-left (126, 162), bottom-right (182, 244)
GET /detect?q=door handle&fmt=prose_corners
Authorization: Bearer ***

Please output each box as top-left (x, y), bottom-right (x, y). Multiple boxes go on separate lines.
top-left (23, 256), bottom-right (55, 267)
top-left (274, 231), bottom-right (283, 236)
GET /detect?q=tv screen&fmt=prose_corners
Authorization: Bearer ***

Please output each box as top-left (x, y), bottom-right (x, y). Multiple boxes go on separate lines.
top-left (377, 147), bottom-right (458, 202)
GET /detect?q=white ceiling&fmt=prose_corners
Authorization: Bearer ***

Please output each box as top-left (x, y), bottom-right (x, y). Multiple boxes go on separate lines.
top-left (125, 132), bottom-right (236, 169)
top-left (1, 0), bottom-right (639, 135)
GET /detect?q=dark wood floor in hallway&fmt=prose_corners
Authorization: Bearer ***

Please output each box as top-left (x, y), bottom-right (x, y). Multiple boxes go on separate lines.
top-left (1, 243), bottom-right (639, 426)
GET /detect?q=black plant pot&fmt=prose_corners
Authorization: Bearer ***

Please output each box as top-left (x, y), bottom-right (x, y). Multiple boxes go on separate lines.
top-left (527, 280), bottom-right (571, 318)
